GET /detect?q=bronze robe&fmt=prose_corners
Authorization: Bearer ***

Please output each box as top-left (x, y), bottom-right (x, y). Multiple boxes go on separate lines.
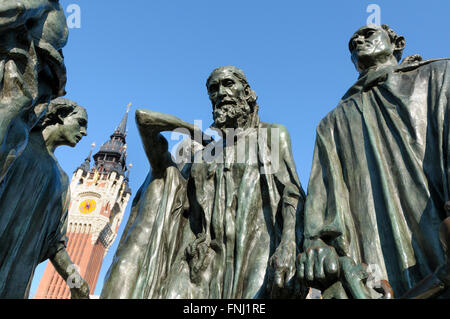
top-left (304, 59), bottom-right (450, 297)
top-left (102, 123), bottom-right (304, 299)
top-left (0, 131), bottom-right (69, 299)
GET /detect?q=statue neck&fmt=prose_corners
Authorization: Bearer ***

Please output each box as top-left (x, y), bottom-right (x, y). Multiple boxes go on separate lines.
top-left (41, 125), bottom-right (59, 154)
top-left (358, 55), bottom-right (399, 77)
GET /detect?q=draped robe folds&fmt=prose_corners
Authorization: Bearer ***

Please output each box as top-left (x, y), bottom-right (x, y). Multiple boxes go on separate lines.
top-left (102, 123), bottom-right (304, 299)
top-left (0, 131), bottom-right (70, 299)
top-left (304, 59), bottom-right (450, 297)
top-left (100, 165), bottom-right (190, 299)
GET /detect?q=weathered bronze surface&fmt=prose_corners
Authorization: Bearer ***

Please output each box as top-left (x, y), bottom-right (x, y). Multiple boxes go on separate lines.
top-left (401, 206), bottom-right (450, 299)
top-left (0, 98), bottom-right (89, 299)
top-left (101, 66), bottom-right (306, 299)
top-left (297, 24), bottom-right (450, 298)
top-left (0, 0), bottom-right (68, 182)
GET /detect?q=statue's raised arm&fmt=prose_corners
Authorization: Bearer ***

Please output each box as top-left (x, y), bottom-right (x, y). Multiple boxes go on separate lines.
top-left (136, 109), bottom-right (211, 176)
top-left (103, 66), bottom-right (307, 299)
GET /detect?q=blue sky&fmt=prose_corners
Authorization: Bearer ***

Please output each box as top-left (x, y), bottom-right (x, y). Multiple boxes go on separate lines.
top-left (29, 0), bottom-right (450, 297)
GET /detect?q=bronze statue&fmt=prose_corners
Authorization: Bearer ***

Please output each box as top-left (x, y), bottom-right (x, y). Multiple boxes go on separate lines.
top-left (101, 66), bottom-right (305, 299)
top-left (401, 206), bottom-right (450, 299)
top-left (0, 0), bottom-right (68, 181)
top-left (297, 24), bottom-right (450, 298)
top-left (0, 98), bottom-right (90, 299)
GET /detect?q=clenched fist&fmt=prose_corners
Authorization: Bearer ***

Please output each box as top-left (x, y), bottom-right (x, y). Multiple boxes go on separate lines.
top-left (296, 243), bottom-right (340, 290)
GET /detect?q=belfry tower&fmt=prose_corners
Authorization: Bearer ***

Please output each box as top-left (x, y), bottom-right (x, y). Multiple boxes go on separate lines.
top-left (35, 107), bottom-right (132, 299)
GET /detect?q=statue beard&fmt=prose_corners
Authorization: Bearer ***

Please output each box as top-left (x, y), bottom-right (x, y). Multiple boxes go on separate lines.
top-left (213, 99), bottom-right (252, 130)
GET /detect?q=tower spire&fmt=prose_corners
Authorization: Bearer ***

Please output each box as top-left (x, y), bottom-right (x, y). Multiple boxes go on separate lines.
top-left (86, 142), bottom-right (96, 161)
top-left (126, 163), bottom-right (133, 180)
top-left (77, 142), bottom-right (96, 174)
top-left (93, 103), bottom-right (131, 176)
top-left (116, 102), bottom-right (131, 136)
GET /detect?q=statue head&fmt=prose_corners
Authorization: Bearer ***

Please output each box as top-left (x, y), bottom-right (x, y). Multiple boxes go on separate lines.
top-left (206, 66), bottom-right (259, 130)
top-left (0, 0), bottom-right (69, 100)
top-left (348, 24), bottom-right (405, 74)
top-left (38, 97), bottom-right (88, 149)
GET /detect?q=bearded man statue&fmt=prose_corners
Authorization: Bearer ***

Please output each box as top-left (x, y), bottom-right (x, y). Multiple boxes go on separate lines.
top-left (101, 66), bottom-right (306, 299)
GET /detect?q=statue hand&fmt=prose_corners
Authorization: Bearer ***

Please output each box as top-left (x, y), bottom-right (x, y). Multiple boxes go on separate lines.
top-left (185, 233), bottom-right (214, 284)
top-left (269, 241), bottom-right (296, 298)
top-left (70, 279), bottom-right (90, 299)
top-left (296, 244), bottom-right (340, 290)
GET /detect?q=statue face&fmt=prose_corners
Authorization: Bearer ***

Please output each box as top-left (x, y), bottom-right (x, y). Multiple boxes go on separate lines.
top-left (60, 108), bottom-right (88, 147)
top-left (207, 69), bottom-right (251, 129)
top-left (349, 25), bottom-right (395, 72)
top-left (208, 70), bottom-right (246, 110)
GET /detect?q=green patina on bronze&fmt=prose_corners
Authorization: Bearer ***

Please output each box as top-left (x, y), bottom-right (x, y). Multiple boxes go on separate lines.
top-left (0, 0), bottom-right (68, 183)
top-left (101, 66), bottom-right (306, 299)
top-left (0, 98), bottom-right (90, 299)
top-left (298, 24), bottom-right (450, 299)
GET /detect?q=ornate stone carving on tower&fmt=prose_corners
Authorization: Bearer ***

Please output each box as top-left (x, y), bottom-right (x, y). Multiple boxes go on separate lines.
top-left (35, 107), bottom-right (132, 299)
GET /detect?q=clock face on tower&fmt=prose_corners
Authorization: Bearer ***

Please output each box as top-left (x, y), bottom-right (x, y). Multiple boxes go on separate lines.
top-left (79, 199), bottom-right (97, 215)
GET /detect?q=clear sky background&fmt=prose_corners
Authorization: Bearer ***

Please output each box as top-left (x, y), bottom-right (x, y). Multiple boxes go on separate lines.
top-left (29, 0), bottom-right (450, 298)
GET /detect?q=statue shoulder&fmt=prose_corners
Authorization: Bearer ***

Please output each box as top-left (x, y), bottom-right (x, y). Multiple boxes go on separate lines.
top-left (399, 58), bottom-right (450, 89)
top-left (316, 107), bottom-right (342, 133)
top-left (261, 122), bottom-right (291, 144)
top-left (260, 122), bottom-right (295, 157)
top-left (424, 58), bottom-right (450, 71)
top-left (401, 57), bottom-right (450, 73)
